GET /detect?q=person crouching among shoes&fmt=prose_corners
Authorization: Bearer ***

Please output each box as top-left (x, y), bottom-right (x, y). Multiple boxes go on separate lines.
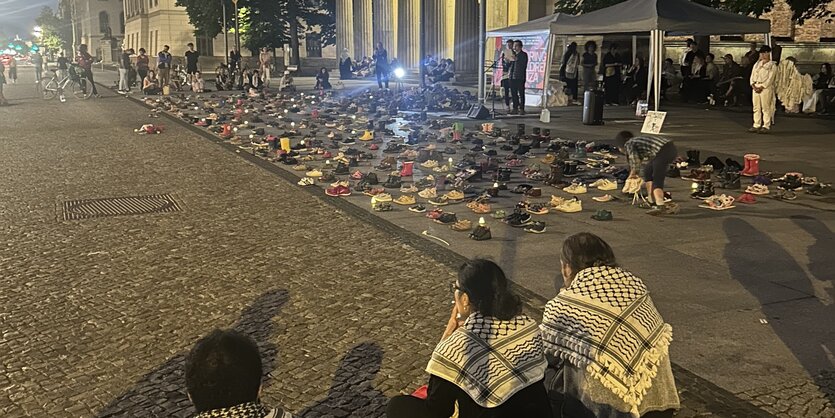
top-left (614, 131), bottom-right (679, 216)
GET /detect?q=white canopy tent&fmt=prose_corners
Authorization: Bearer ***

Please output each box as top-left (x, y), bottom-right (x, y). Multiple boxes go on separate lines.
top-left (549, 0), bottom-right (772, 111)
top-left (485, 13), bottom-right (576, 108)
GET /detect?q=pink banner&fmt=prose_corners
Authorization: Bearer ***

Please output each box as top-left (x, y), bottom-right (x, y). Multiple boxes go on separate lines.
top-left (491, 34), bottom-right (549, 90)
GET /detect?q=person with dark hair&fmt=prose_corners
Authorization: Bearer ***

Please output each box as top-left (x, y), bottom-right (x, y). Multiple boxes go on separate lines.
top-left (743, 42), bottom-right (759, 69)
top-left (749, 45), bottom-right (777, 133)
top-left (614, 131), bottom-right (679, 216)
top-left (118, 46), bottom-right (133, 93)
top-left (136, 48), bottom-right (150, 87)
top-left (185, 329), bottom-right (292, 418)
top-left (681, 54), bottom-right (707, 103)
top-left (509, 40), bottom-right (528, 115)
top-left (623, 56), bottom-right (648, 105)
top-left (386, 259), bottom-right (551, 418)
top-left (560, 41), bottom-right (580, 102)
top-left (315, 67), bottom-right (332, 90)
top-left (680, 39), bottom-right (698, 77)
top-left (76, 44), bottom-right (99, 97)
top-left (230, 48), bottom-right (242, 72)
top-left (501, 38), bottom-right (516, 108)
top-left (185, 42), bottom-right (200, 84)
top-left (373, 42), bottom-right (390, 89)
top-left (582, 41), bottom-right (598, 92)
top-left (158, 45), bottom-right (172, 89)
top-left (600, 43), bottom-right (622, 105)
top-left (717, 54), bottom-right (744, 106)
top-left (541, 233), bottom-right (679, 418)
top-left (804, 63), bottom-right (835, 113)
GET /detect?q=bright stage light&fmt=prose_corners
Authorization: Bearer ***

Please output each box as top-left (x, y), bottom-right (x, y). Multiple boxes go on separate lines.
top-left (393, 67), bottom-right (405, 79)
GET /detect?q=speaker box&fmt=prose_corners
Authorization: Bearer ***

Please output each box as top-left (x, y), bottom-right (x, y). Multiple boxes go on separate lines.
top-left (467, 104), bottom-right (491, 120)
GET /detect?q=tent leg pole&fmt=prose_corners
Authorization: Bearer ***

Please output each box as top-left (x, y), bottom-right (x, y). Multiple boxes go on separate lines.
top-left (646, 30), bottom-right (654, 111)
top-left (655, 30), bottom-right (662, 112)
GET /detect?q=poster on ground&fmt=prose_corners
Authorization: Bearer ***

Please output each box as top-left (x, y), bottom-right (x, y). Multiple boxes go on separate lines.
top-left (641, 111), bottom-right (667, 134)
top-left (490, 33), bottom-right (550, 107)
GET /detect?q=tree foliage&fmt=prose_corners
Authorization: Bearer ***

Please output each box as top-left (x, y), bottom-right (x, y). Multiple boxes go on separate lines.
top-left (175, 0), bottom-right (335, 53)
top-left (553, 0), bottom-right (833, 24)
top-left (35, 7), bottom-right (73, 54)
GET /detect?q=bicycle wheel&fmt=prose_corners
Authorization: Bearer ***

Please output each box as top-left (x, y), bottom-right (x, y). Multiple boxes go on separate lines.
top-left (71, 80), bottom-right (92, 100)
top-left (40, 78), bottom-right (58, 100)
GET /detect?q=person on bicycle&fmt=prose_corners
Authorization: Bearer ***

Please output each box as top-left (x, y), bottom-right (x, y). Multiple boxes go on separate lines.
top-left (76, 44), bottom-right (99, 97)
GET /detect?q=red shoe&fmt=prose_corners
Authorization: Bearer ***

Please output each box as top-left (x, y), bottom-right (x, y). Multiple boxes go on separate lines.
top-left (426, 208), bottom-right (444, 219)
top-left (350, 170), bottom-right (364, 180)
top-left (369, 143), bottom-right (379, 151)
top-left (737, 193), bottom-right (757, 204)
top-left (322, 151), bottom-right (333, 159)
top-left (326, 185), bottom-right (351, 197)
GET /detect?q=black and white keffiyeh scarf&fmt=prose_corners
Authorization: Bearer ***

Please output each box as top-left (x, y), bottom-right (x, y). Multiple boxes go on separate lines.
top-left (194, 402), bottom-right (291, 418)
top-left (540, 266), bottom-right (673, 414)
top-left (426, 312), bottom-right (547, 408)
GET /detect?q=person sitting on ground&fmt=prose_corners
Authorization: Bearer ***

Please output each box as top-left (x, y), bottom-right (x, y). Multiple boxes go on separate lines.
top-left (803, 63), bottom-right (834, 114)
top-left (142, 69), bottom-right (161, 95)
top-left (429, 59), bottom-right (455, 83)
top-left (541, 233), bottom-right (680, 418)
top-left (386, 259), bottom-right (551, 418)
top-left (186, 329), bottom-right (293, 418)
top-left (660, 58), bottom-right (676, 100)
top-left (315, 67), bottom-right (332, 90)
top-left (191, 71), bottom-right (205, 93)
top-left (717, 54), bottom-right (744, 106)
top-left (279, 70), bottom-right (295, 92)
top-left (681, 54), bottom-right (707, 103)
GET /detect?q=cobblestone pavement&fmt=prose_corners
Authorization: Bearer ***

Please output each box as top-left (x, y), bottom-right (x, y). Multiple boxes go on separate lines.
top-left (0, 68), bottom-right (826, 417)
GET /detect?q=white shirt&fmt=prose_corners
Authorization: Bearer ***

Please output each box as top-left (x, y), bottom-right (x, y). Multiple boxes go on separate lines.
top-left (750, 60), bottom-right (777, 90)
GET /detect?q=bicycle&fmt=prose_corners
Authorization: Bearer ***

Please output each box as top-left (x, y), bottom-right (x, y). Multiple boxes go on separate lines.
top-left (40, 64), bottom-right (93, 101)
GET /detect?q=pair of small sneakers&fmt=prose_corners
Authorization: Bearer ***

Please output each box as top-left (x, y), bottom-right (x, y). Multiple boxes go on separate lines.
top-left (563, 182), bottom-right (588, 194)
top-left (745, 184), bottom-right (770, 195)
top-left (553, 197), bottom-right (582, 213)
top-left (394, 195), bottom-right (416, 205)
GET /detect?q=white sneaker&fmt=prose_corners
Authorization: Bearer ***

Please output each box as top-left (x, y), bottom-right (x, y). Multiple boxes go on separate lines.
top-left (563, 183), bottom-right (588, 194)
top-left (555, 197), bottom-right (583, 213)
top-left (297, 177), bottom-right (315, 186)
top-left (590, 179), bottom-right (617, 191)
top-left (418, 187), bottom-right (438, 199)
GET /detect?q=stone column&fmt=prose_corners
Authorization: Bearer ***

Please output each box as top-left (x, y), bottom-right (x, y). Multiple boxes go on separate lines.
top-left (397, 0), bottom-right (420, 69)
top-left (353, 0), bottom-right (373, 59)
top-left (373, 0), bottom-right (397, 60)
top-left (424, 0), bottom-right (448, 59)
top-left (454, 0), bottom-right (479, 81)
top-left (336, 0), bottom-right (355, 59)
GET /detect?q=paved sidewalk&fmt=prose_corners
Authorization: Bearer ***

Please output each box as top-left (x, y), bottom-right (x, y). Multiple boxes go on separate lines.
top-left (2, 67), bottom-right (832, 417)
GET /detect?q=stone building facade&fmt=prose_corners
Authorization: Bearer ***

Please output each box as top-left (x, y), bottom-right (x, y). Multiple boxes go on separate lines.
top-left (60, 0), bottom-right (125, 60)
top-left (335, 0), bottom-right (549, 80)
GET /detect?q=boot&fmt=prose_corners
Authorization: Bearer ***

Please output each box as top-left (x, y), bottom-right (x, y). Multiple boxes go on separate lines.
top-left (563, 161), bottom-right (579, 177)
top-left (400, 161), bottom-right (414, 177)
top-left (542, 129), bottom-right (551, 140)
top-left (702, 156), bottom-right (725, 172)
top-left (741, 154), bottom-right (760, 177)
top-left (383, 173), bottom-right (402, 188)
top-left (220, 123), bottom-right (233, 139)
top-left (545, 164), bottom-right (566, 186)
top-left (686, 150), bottom-right (701, 167)
top-left (517, 123), bottom-right (526, 136)
top-left (720, 170), bottom-right (740, 189)
top-left (348, 157), bottom-right (359, 168)
top-left (572, 141), bottom-right (587, 159)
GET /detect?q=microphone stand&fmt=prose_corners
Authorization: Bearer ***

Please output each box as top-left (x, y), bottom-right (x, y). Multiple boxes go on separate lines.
top-left (484, 60), bottom-right (500, 119)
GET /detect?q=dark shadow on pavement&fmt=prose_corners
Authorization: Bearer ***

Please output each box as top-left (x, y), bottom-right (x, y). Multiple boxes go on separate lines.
top-left (297, 342), bottom-right (388, 418)
top-left (723, 218), bottom-right (835, 406)
top-left (95, 289), bottom-right (290, 418)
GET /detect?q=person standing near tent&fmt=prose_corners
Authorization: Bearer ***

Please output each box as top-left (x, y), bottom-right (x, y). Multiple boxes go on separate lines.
top-left (560, 42), bottom-right (580, 103)
top-left (749, 45), bottom-right (777, 134)
top-left (680, 39), bottom-right (698, 77)
top-left (509, 40), bottom-right (528, 115)
top-left (501, 39), bottom-right (515, 108)
top-left (582, 41), bottom-right (598, 92)
top-left (600, 43), bottom-right (622, 105)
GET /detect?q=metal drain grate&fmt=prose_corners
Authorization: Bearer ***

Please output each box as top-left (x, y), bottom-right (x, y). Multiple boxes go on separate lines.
top-left (62, 194), bottom-right (182, 220)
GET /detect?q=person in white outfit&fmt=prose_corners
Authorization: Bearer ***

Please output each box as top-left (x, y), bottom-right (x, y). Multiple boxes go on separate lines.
top-left (749, 45), bottom-right (777, 134)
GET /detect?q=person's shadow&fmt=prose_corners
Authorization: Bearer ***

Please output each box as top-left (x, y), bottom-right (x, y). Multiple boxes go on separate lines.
top-left (723, 217), bottom-right (834, 406)
top-left (297, 342), bottom-right (388, 418)
top-left (96, 289), bottom-right (290, 417)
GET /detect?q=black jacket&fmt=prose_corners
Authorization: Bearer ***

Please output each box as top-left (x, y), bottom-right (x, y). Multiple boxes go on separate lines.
top-left (510, 50), bottom-right (528, 80)
top-left (421, 375), bottom-right (551, 418)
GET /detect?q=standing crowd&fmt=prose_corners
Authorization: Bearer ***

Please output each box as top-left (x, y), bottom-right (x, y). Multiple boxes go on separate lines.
top-left (184, 233), bottom-right (679, 418)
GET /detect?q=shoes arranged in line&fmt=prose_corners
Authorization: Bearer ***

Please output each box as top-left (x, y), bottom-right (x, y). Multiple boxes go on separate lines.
top-left (745, 184), bottom-right (769, 195)
top-left (469, 225), bottom-right (492, 241)
top-left (451, 219), bottom-right (472, 231)
top-left (590, 178), bottom-right (617, 191)
top-left (418, 187), bottom-right (438, 199)
top-left (523, 221), bottom-right (546, 234)
top-left (409, 204), bottom-right (427, 213)
top-left (394, 195), bottom-right (416, 205)
top-left (592, 194), bottom-right (617, 202)
top-left (297, 177), bottom-right (315, 186)
top-left (563, 183), bottom-right (588, 194)
top-left (325, 185), bottom-right (352, 197)
top-left (554, 197), bottom-right (582, 213)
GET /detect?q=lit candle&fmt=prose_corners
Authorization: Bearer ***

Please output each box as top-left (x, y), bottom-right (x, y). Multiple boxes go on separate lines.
top-left (448, 158), bottom-right (454, 165)
top-left (691, 182), bottom-right (699, 190)
top-left (284, 109), bottom-right (289, 113)
top-left (479, 217), bottom-right (486, 226)
top-left (493, 182), bottom-right (499, 188)
top-left (352, 115), bottom-right (357, 120)
top-left (326, 160), bottom-right (331, 164)
top-left (291, 122), bottom-right (296, 127)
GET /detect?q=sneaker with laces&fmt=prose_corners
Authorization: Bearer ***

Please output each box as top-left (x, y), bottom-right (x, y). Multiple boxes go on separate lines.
top-left (590, 178), bottom-right (617, 191)
top-left (409, 204), bottom-right (427, 213)
top-left (325, 185), bottom-right (352, 197)
top-left (469, 225), bottom-right (492, 241)
top-left (306, 169), bottom-right (323, 178)
top-left (451, 219), bottom-right (472, 231)
top-left (526, 203), bottom-right (549, 215)
top-left (555, 197), bottom-right (582, 213)
top-left (444, 190), bottom-right (465, 201)
top-left (523, 221), bottom-right (546, 234)
top-left (400, 184), bottom-right (418, 193)
top-left (418, 187), bottom-right (438, 199)
top-left (428, 196), bottom-right (450, 206)
top-left (394, 195), bottom-right (416, 205)
top-left (297, 177), bottom-right (315, 186)
top-left (563, 183), bottom-right (588, 194)
top-left (435, 213), bottom-right (458, 225)
top-left (504, 211), bottom-right (533, 227)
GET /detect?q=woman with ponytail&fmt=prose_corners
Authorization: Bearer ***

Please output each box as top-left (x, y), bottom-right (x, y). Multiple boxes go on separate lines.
top-left (386, 259), bottom-right (551, 418)
top-left (541, 233), bottom-right (679, 417)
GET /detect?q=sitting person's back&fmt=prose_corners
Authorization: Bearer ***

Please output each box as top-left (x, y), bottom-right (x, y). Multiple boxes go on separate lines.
top-left (186, 329), bottom-right (292, 418)
top-left (540, 233), bottom-right (679, 418)
top-left (386, 259), bottom-right (551, 418)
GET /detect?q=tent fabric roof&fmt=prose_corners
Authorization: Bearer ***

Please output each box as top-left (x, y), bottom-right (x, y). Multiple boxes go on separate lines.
top-left (550, 0), bottom-right (770, 36)
top-left (486, 13), bottom-right (575, 37)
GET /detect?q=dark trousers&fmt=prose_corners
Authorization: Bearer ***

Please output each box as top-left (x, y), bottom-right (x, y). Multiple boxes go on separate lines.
top-left (642, 143), bottom-right (678, 190)
top-left (376, 69), bottom-right (389, 89)
top-left (565, 77), bottom-right (578, 100)
top-left (501, 78), bottom-right (511, 106)
top-left (510, 79), bottom-right (526, 110)
top-left (80, 70), bottom-right (98, 95)
top-left (386, 395), bottom-right (431, 418)
top-left (137, 68), bottom-right (148, 85)
top-left (603, 76), bottom-right (620, 104)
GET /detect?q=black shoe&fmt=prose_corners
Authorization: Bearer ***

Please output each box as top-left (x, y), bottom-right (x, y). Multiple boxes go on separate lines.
top-left (435, 213), bottom-right (458, 225)
top-left (690, 181), bottom-right (714, 199)
top-left (469, 225), bottom-right (492, 241)
top-left (365, 172), bottom-right (379, 185)
top-left (334, 162), bottom-right (349, 175)
top-left (523, 221), bottom-right (546, 234)
top-left (505, 211), bottom-right (533, 227)
top-left (686, 150), bottom-right (701, 167)
top-left (383, 174), bottom-right (402, 189)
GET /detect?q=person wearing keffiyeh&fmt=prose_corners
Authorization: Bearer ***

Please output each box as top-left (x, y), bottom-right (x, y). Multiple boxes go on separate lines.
top-left (186, 329), bottom-right (293, 418)
top-left (386, 259), bottom-right (551, 418)
top-left (540, 233), bottom-right (680, 418)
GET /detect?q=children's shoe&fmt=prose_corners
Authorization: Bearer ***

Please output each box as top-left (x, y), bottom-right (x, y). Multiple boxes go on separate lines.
top-left (523, 221), bottom-right (547, 234)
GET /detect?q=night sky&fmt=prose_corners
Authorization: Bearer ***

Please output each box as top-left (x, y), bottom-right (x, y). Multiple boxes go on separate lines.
top-left (0, 0), bottom-right (60, 40)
